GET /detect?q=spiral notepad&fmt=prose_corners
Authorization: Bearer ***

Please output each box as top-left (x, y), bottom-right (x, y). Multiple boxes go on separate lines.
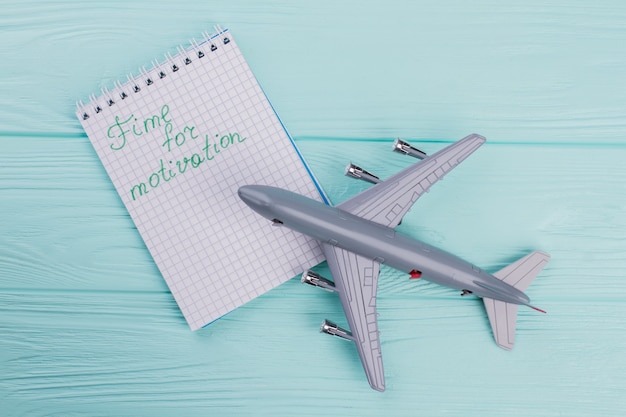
top-left (77, 28), bottom-right (326, 330)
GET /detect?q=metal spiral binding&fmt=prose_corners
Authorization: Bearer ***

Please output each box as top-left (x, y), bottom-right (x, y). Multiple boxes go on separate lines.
top-left (101, 87), bottom-right (115, 107)
top-left (114, 81), bottom-right (128, 100)
top-left (189, 38), bottom-right (205, 59)
top-left (127, 72), bottom-right (141, 93)
top-left (77, 26), bottom-right (231, 120)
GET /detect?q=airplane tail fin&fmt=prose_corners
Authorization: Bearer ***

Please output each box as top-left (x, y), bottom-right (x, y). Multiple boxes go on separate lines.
top-left (483, 251), bottom-right (551, 350)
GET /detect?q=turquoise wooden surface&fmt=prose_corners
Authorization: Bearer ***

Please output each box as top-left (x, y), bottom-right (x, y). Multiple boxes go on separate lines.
top-left (2, 1), bottom-right (626, 415)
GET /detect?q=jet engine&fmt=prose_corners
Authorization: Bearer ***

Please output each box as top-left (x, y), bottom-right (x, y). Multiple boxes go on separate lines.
top-left (301, 270), bottom-right (336, 292)
top-left (320, 319), bottom-right (354, 341)
top-left (345, 163), bottom-right (381, 184)
top-left (393, 138), bottom-right (427, 159)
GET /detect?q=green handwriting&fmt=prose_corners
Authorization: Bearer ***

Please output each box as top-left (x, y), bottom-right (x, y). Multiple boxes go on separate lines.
top-left (106, 103), bottom-right (248, 201)
top-left (107, 104), bottom-right (172, 151)
top-left (129, 131), bottom-right (247, 201)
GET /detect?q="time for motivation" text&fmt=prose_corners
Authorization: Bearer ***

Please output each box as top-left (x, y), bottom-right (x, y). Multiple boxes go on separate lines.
top-left (105, 104), bottom-right (247, 201)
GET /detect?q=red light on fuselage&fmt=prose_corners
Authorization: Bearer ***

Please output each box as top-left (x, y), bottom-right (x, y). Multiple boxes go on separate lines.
top-left (410, 270), bottom-right (422, 279)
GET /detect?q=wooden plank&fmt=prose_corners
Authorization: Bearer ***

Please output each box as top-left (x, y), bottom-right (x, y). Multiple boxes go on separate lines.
top-left (1, 1), bottom-right (625, 142)
top-left (1, 289), bottom-right (625, 416)
top-left (0, 134), bottom-right (162, 291)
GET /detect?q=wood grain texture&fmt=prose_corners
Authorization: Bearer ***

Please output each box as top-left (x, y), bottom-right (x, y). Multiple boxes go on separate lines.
top-left (2, 1), bottom-right (626, 416)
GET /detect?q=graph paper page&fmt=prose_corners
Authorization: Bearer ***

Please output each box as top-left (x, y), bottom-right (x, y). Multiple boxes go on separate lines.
top-left (77, 30), bottom-right (325, 330)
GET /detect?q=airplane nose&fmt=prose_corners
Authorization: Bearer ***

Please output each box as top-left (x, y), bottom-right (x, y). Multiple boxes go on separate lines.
top-left (238, 185), bottom-right (273, 210)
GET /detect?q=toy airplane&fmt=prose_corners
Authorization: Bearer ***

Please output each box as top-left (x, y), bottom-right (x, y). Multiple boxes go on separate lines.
top-left (238, 134), bottom-right (550, 392)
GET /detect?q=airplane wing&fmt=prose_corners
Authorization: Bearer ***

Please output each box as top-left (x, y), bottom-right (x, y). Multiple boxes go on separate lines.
top-left (337, 134), bottom-right (486, 228)
top-left (322, 243), bottom-right (385, 392)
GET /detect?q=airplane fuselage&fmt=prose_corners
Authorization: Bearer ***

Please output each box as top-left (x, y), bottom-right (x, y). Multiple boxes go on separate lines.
top-left (239, 185), bottom-right (530, 306)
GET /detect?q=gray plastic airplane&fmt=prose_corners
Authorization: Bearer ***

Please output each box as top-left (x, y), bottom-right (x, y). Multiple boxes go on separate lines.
top-left (238, 134), bottom-right (550, 392)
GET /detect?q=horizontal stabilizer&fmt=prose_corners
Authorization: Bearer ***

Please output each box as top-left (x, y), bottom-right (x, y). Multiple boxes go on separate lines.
top-left (483, 251), bottom-right (551, 350)
top-left (483, 299), bottom-right (518, 350)
top-left (493, 251), bottom-right (550, 291)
